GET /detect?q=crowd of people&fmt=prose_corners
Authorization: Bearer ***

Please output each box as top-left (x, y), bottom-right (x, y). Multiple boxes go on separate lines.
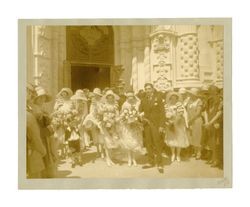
top-left (26, 82), bottom-right (223, 178)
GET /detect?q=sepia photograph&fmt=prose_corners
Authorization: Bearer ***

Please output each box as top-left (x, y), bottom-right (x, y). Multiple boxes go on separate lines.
top-left (18, 19), bottom-right (232, 189)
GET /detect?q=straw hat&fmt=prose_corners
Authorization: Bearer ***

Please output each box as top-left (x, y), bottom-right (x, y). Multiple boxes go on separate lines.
top-left (33, 86), bottom-right (52, 103)
top-left (58, 88), bottom-right (73, 98)
top-left (103, 90), bottom-right (120, 101)
top-left (187, 88), bottom-right (200, 97)
top-left (71, 89), bottom-right (88, 101)
top-left (93, 88), bottom-right (103, 97)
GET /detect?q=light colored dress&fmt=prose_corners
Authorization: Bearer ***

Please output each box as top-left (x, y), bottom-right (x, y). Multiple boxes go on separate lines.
top-left (101, 102), bottom-right (120, 149)
top-left (187, 98), bottom-right (203, 147)
top-left (82, 99), bottom-right (104, 145)
top-left (119, 101), bottom-right (143, 152)
top-left (165, 103), bottom-right (189, 148)
top-left (52, 99), bottom-right (74, 144)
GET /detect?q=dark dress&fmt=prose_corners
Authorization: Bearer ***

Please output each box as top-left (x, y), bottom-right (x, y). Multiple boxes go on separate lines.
top-left (33, 106), bottom-right (57, 178)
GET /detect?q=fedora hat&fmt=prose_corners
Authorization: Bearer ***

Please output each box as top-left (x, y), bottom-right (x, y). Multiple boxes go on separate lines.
top-left (93, 88), bottom-right (103, 97)
top-left (58, 88), bottom-right (73, 98)
top-left (71, 89), bottom-right (88, 101)
top-left (33, 86), bottom-right (52, 103)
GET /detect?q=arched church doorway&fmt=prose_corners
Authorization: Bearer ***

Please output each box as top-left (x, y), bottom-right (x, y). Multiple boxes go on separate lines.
top-left (64, 26), bottom-right (115, 92)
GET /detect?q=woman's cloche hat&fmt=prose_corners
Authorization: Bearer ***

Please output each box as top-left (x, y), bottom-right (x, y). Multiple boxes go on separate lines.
top-left (187, 87), bottom-right (200, 97)
top-left (58, 88), bottom-right (73, 98)
top-left (33, 86), bottom-right (52, 103)
top-left (71, 89), bottom-right (88, 101)
top-left (93, 88), bottom-right (103, 97)
top-left (103, 89), bottom-right (120, 101)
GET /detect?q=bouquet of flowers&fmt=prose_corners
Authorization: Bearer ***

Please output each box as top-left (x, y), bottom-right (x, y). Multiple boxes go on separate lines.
top-left (51, 106), bottom-right (78, 130)
top-left (102, 111), bottom-right (116, 128)
top-left (101, 104), bottom-right (117, 128)
top-left (120, 106), bottom-right (141, 124)
top-left (165, 105), bottom-right (177, 120)
top-left (164, 104), bottom-right (177, 130)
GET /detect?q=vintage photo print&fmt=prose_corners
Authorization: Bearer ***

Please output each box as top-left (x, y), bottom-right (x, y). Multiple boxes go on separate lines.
top-left (18, 18), bottom-right (232, 189)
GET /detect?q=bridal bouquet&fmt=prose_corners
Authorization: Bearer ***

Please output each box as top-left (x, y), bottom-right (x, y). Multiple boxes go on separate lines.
top-left (51, 105), bottom-right (78, 130)
top-left (120, 106), bottom-right (141, 124)
top-left (101, 104), bottom-right (118, 128)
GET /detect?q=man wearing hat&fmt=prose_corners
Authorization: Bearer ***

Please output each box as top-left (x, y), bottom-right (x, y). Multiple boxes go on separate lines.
top-left (139, 83), bottom-right (165, 173)
top-left (204, 85), bottom-right (223, 168)
top-left (26, 83), bottom-right (46, 178)
top-left (32, 86), bottom-right (57, 178)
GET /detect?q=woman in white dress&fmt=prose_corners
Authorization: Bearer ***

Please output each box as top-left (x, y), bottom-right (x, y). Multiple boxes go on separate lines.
top-left (119, 91), bottom-right (143, 166)
top-left (83, 88), bottom-right (105, 160)
top-left (51, 88), bottom-right (74, 159)
top-left (100, 90), bottom-right (120, 166)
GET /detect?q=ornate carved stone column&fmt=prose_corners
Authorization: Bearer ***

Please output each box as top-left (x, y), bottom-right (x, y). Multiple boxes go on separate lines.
top-left (31, 25), bottom-right (66, 100)
top-left (33, 25), bottom-right (52, 92)
top-left (176, 25), bottom-right (200, 88)
top-left (150, 25), bottom-right (177, 91)
top-left (208, 25), bottom-right (224, 88)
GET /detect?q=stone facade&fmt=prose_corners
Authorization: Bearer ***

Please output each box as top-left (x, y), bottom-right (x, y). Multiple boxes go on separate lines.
top-left (27, 25), bottom-right (224, 99)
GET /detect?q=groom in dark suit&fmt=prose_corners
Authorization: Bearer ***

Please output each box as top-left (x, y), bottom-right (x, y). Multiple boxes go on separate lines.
top-left (140, 83), bottom-right (165, 173)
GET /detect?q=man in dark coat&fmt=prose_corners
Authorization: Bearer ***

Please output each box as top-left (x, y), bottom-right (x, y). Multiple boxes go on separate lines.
top-left (139, 83), bottom-right (165, 173)
top-left (26, 83), bottom-right (46, 178)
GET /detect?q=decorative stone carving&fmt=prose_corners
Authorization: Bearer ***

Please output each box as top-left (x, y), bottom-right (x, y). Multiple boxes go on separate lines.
top-left (214, 40), bottom-right (224, 80)
top-left (150, 26), bottom-right (177, 91)
top-left (67, 26), bottom-right (114, 64)
top-left (37, 25), bottom-right (52, 39)
top-left (152, 34), bottom-right (170, 53)
top-left (153, 63), bottom-right (172, 91)
top-left (177, 34), bottom-right (200, 80)
top-left (37, 37), bottom-right (51, 58)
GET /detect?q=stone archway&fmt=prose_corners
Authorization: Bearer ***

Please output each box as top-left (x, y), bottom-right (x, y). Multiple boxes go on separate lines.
top-left (63, 26), bottom-right (124, 91)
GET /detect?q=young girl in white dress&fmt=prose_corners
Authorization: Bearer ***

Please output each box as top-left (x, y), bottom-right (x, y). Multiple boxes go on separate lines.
top-left (165, 92), bottom-right (189, 162)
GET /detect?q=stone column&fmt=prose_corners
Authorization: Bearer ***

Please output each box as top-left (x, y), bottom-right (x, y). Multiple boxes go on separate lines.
top-left (32, 25), bottom-right (52, 92)
top-left (176, 25), bottom-right (200, 88)
top-left (197, 25), bottom-right (213, 84)
top-left (208, 25), bottom-right (224, 88)
top-left (119, 26), bottom-right (132, 88)
top-left (131, 47), bottom-right (138, 91)
top-left (150, 25), bottom-right (177, 91)
top-left (144, 26), bottom-right (151, 83)
top-left (28, 25), bottom-right (67, 111)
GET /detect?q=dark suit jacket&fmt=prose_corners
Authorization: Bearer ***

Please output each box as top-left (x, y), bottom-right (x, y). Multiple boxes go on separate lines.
top-left (139, 92), bottom-right (165, 128)
top-left (27, 111), bottom-right (46, 174)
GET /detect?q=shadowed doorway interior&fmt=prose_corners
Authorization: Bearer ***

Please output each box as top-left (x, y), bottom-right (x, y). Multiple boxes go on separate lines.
top-left (71, 65), bottom-right (110, 92)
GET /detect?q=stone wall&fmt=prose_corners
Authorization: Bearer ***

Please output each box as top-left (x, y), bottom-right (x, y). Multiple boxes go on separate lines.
top-left (26, 25), bottom-right (224, 99)
top-left (27, 26), bottom-right (66, 98)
